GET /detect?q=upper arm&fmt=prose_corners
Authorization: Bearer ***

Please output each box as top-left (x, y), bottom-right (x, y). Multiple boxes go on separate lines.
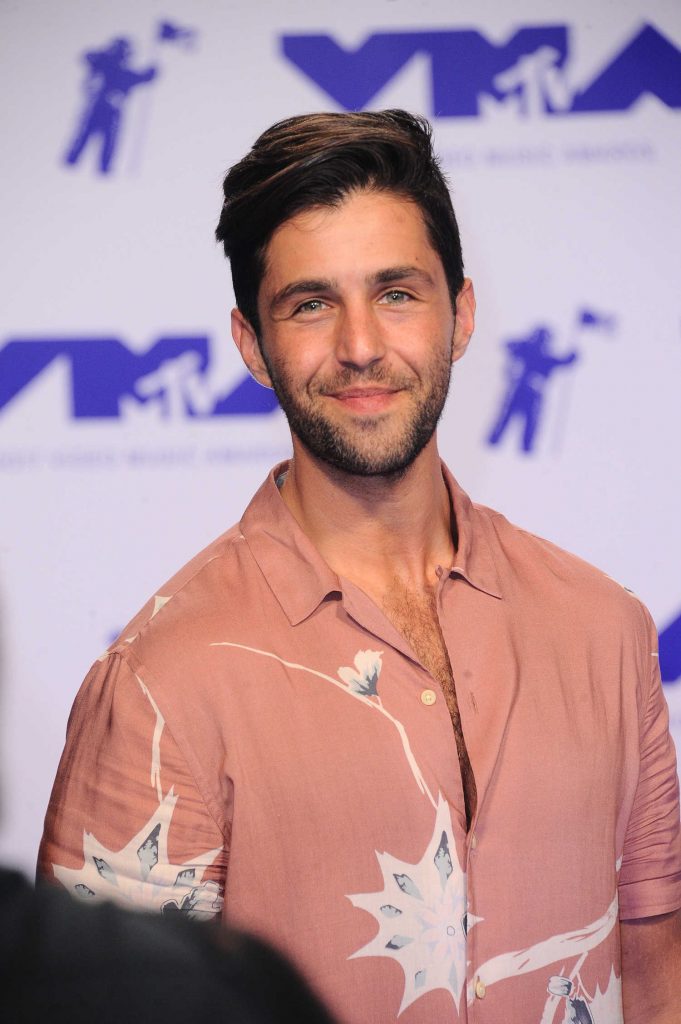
top-left (621, 909), bottom-right (681, 1023)
top-left (618, 610), bottom-right (681, 919)
top-left (38, 652), bottom-right (227, 919)
top-left (618, 610), bottom-right (681, 1021)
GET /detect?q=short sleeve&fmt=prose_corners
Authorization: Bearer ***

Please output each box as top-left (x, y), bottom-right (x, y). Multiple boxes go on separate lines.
top-left (38, 652), bottom-right (227, 920)
top-left (618, 609), bottom-right (681, 919)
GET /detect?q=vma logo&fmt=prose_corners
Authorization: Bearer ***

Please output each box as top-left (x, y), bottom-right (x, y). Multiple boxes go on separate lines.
top-left (64, 21), bottom-right (197, 175)
top-left (282, 23), bottom-right (681, 117)
top-left (486, 308), bottom-right (615, 455)
top-left (0, 337), bottom-right (278, 420)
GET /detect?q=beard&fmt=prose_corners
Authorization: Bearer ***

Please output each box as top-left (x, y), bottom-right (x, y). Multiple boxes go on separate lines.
top-left (261, 345), bottom-right (453, 478)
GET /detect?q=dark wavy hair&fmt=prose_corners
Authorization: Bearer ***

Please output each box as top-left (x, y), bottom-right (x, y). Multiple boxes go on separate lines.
top-left (215, 110), bottom-right (464, 336)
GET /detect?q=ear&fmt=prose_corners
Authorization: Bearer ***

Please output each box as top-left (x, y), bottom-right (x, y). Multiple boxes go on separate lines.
top-left (451, 278), bottom-right (476, 364)
top-left (231, 307), bottom-right (273, 388)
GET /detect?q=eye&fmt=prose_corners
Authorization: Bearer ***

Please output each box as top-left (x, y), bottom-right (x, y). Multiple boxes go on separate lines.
top-left (294, 298), bottom-right (327, 315)
top-left (380, 289), bottom-right (412, 305)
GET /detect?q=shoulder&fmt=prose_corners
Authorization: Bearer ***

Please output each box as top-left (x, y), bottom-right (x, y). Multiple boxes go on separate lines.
top-left (95, 505), bottom-right (292, 714)
top-left (108, 521), bottom-right (258, 658)
top-left (472, 500), bottom-right (652, 639)
top-left (74, 475), bottom-right (296, 718)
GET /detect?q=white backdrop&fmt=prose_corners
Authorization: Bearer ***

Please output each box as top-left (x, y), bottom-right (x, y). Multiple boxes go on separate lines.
top-left (1, 0), bottom-right (680, 873)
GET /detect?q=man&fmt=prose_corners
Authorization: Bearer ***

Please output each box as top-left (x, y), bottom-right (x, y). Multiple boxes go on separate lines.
top-left (39, 110), bottom-right (681, 1023)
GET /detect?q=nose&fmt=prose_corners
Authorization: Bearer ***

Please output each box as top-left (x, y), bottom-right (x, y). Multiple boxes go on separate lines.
top-left (333, 303), bottom-right (387, 370)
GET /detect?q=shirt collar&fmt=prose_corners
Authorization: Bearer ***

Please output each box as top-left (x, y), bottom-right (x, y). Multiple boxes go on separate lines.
top-left (240, 463), bottom-right (342, 625)
top-left (240, 460), bottom-right (502, 626)
top-left (441, 463), bottom-right (503, 600)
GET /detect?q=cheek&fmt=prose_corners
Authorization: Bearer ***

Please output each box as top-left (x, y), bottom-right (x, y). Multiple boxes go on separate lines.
top-left (266, 345), bottom-right (326, 393)
top-left (393, 325), bottom-right (452, 372)
top-left (278, 332), bottom-right (337, 379)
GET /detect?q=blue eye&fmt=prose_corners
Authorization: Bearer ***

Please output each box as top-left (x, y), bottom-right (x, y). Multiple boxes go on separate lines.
top-left (382, 290), bottom-right (410, 304)
top-left (296, 299), bottom-right (326, 314)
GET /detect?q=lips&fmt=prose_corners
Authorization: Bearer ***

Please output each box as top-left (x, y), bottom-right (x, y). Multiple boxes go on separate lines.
top-left (330, 387), bottom-right (398, 399)
top-left (325, 387), bottom-right (401, 413)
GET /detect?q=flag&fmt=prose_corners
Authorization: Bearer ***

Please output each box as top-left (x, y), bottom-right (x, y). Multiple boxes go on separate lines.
top-left (577, 308), bottom-right (616, 331)
top-left (157, 21), bottom-right (197, 49)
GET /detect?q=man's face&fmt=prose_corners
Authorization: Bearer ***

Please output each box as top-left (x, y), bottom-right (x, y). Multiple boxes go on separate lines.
top-left (234, 189), bottom-right (473, 477)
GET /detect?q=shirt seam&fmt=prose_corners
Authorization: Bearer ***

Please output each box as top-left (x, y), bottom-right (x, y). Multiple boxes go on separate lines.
top-left (618, 891), bottom-right (681, 920)
top-left (120, 647), bottom-right (231, 845)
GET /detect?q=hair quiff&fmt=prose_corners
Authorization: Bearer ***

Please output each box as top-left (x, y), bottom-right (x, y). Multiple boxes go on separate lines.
top-left (215, 109), bottom-right (464, 335)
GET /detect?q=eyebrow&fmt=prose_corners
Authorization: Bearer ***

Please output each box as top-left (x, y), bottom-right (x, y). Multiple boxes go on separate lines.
top-left (269, 279), bottom-right (334, 313)
top-left (268, 266), bottom-right (435, 313)
top-left (373, 265), bottom-right (435, 287)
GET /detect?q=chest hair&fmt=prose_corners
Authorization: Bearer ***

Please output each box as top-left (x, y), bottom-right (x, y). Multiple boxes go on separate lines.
top-left (382, 577), bottom-right (478, 827)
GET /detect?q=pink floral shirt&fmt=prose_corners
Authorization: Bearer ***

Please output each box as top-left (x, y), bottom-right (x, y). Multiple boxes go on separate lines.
top-left (39, 464), bottom-right (681, 1024)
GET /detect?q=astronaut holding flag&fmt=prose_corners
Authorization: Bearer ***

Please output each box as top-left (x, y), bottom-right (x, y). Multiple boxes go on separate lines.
top-left (63, 20), bottom-right (197, 176)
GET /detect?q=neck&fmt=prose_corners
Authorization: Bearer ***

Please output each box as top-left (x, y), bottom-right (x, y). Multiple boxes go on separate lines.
top-left (279, 438), bottom-right (455, 593)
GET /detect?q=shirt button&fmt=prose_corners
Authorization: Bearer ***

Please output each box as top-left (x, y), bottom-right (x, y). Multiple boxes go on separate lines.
top-left (475, 978), bottom-right (486, 1000)
top-left (421, 689), bottom-right (437, 706)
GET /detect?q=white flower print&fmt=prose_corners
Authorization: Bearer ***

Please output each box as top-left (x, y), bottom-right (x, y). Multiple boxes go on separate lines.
top-left (347, 795), bottom-right (477, 1015)
top-left (53, 788), bottom-right (223, 919)
top-left (211, 642), bottom-right (436, 807)
top-left (338, 649), bottom-right (382, 696)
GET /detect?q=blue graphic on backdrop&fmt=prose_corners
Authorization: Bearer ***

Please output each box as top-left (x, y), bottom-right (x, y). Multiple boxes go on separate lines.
top-left (660, 610), bottom-right (681, 684)
top-left (0, 337), bottom-right (278, 418)
top-left (64, 21), bottom-right (197, 175)
top-left (487, 328), bottom-right (578, 453)
top-left (487, 309), bottom-right (615, 454)
top-left (282, 23), bottom-right (681, 117)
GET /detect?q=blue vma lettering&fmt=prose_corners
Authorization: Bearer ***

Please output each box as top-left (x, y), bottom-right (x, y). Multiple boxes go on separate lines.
top-left (660, 610), bottom-right (681, 685)
top-left (281, 23), bottom-right (681, 116)
top-left (0, 337), bottom-right (278, 418)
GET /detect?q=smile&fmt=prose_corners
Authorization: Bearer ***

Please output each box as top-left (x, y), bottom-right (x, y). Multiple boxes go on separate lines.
top-left (326, 388), bottom-right (402, 413)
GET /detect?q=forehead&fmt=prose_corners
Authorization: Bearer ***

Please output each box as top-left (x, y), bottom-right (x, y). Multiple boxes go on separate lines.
top-left (261, 190), bottom-right (440, 290)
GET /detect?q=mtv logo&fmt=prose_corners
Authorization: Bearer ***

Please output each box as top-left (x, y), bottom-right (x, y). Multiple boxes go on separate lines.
top-left (282, 23), bottom-right (681, 117)
top-left (0, 337), bottom-right (278, 419)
